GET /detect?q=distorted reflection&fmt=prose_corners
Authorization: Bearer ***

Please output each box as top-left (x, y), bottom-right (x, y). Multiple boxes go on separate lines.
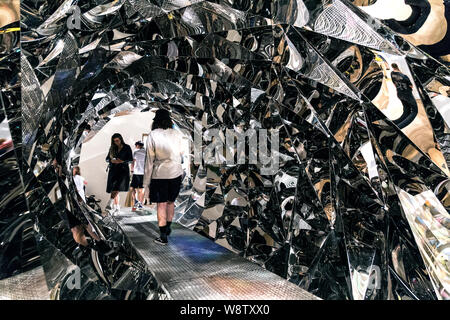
top-left (2, 0), bottom-right (448, 300)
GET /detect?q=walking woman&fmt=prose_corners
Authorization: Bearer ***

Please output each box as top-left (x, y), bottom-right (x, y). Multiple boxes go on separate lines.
top-left (143, 109), bottom-right (185, 245)
top-left (105, 133), bottom-right (133, 214)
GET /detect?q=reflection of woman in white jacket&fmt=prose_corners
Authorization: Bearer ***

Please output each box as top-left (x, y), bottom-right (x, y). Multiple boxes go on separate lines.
top-left (143, 109), bottom-right (185, 245)
top-left (73, 166), bottom-right (87, 203)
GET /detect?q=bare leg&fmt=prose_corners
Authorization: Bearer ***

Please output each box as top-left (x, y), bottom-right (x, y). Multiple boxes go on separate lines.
top-left (167, 201), bottom-right (175, 223)
top-left (71, 225), bottom-right (88, 247)
top-left (131, 187), bottom-right (136, 203)
top-left (157, 202), bottom-right (168, 227)
top-left (137, 188), bottom-right (144, 204)
top-left (110, 191), bottom-right (117, 201)
top-left (113, 192), bottom-right (120, 205)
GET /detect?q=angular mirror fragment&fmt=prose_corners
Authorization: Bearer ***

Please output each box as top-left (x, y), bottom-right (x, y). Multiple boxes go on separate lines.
top-left (10, 0), bottom-right (450, 300)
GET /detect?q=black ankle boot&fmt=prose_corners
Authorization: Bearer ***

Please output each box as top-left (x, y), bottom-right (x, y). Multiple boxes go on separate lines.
top-left (155, 225), bottom-right (168, 244)
top-left (153, 237), bottom-right (168, 245)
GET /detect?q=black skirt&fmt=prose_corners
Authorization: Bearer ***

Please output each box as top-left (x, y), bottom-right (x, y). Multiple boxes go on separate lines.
top-left (149, 175), bottom-right (182, 203)
top-left (105, 144), bottom-right (133, 193)
top-left (106, 163), bottom-right (130, 193)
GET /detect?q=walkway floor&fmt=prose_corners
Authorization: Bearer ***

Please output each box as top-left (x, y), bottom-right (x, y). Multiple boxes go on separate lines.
top-left (113, 208), bottom-right (320, 300)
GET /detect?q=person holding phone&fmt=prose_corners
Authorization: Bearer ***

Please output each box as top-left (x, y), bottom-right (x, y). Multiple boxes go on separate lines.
top-left (105, 133), bottom-right (133, 214)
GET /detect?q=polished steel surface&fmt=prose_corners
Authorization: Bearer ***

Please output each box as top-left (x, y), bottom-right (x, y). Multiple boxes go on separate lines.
top-left (114, 208), bottom-right (319, 300)
top-left (0, 0), bottom-right (447, 300)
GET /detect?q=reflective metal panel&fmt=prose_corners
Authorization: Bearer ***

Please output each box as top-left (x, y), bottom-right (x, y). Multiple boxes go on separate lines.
top-left (4, 0), bottom-right (448, 300)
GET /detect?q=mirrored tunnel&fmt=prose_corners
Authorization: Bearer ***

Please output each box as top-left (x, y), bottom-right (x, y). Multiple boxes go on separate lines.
top-left (1, 0), bottom-right (449, 300)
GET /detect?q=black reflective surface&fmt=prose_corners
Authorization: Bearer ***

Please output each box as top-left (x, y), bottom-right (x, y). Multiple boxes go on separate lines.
top-left (0, 0), bottom-right (448, 300)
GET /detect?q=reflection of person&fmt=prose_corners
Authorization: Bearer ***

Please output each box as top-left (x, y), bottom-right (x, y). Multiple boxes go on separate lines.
top-left (143, 109), bottom-right (185, 245)
top-left (105, 133), bottom-right (133, 214)
top-left (390, 63), bottom-right (418, 129)
top-left (438, 86), bottom-right (450, 97)
top-left (131, 141), bottom-right (146, 211)
top-left (65, 169), bottom-right (113, 256)
top-left (51, 158), bottom-right (63, 177)
top-left (0, 1), bottom-right (20, 28)
top-left (65, 208), bottom-right (106, 252)
top-left (66, 208), bottom-right (115, 256)
top-left (73, 166), bottom-right (87, 203)
top-left (0, 138), bottom-right (13, 156)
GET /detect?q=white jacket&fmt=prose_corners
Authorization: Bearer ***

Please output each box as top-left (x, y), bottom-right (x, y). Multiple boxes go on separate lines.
top-left (143, 128), bottom-right (185, 186)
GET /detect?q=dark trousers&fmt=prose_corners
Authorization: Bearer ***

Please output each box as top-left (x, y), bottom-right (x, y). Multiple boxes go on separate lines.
top-left (393, 93), bottom-right (418, 129)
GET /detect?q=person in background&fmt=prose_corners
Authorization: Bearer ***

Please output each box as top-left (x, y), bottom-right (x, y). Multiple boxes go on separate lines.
top-left (144, 109), bottom-right (185, 245)
top-left (390, 63), bottom-right (418, 129)
top-left (105, 133), bottom-right (133, 215)
top-left (73, 166), bottom-right (87, 203)
top-left (131, 141), bottom-right (146, 211)
top-left (62, 164), bottom-right (114, 256)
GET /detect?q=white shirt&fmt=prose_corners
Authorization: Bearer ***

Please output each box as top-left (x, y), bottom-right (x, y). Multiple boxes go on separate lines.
top-left (133, 148), bottom-right (146, 175)
top-left (73, 175), bottom-right (86, 202)
top-left (143, 128), bottom-right (185, 185)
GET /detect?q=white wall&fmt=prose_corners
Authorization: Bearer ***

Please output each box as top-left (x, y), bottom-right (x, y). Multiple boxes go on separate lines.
top-left (78, 111), bottom-right (191, 208)
top-left (78, 112), bottom-right (154, 207)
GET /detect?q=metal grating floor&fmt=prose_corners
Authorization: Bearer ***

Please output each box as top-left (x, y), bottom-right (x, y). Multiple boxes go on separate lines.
top-left (113, 208), bottom-right (320, 300)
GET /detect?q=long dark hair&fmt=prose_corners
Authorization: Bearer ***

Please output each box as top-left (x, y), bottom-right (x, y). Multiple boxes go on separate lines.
top-left (73, 166), bottom-right (81, 176)
top-left (109, 133), bottom-right (125, 158)
top-left (152, 109), bottom-right (174, 130)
